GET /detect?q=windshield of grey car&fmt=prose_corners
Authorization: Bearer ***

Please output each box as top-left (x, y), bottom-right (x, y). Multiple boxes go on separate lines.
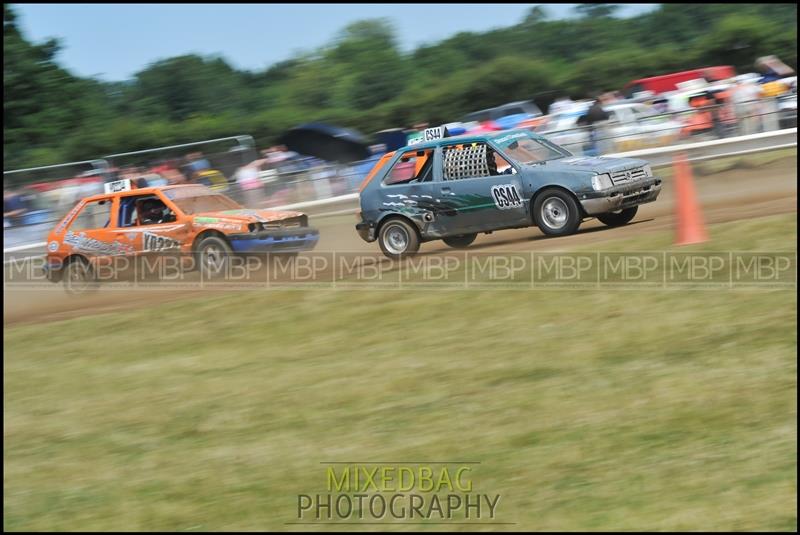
top-left (494, 132), bottom-right (567, 164)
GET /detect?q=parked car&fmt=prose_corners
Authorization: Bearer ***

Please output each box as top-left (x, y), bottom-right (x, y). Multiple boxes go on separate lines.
top-left (44, 180), bottom-right (319, 290)
top-left (535, 102), bottom-right (684, 154)
top-left (463, 101), bottom-right (544, 127)
top-left (622, 66), bottom-right (736, 98)
top-left (356, 129), bottom-right (662, 259)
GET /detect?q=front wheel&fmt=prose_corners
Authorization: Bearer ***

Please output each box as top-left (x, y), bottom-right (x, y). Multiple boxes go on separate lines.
top-left (196, 235), bottom-right (233, 279)
top-left (597, 206), bottom-right (638, 227)
top-left (443, 233), bottom-right (477, 249)
top-left (533, 188), bottom-right (582, 237)
top-left (378, 218), bottom-right (420, 260)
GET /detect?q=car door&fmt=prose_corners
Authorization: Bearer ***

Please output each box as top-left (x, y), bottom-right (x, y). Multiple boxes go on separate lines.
top-left (426, 141), bottom-right (528, 235)
top-left (60, 196), bottom-right (130, 280)
top-left (378, 147), bottom-right (437, 211)
top-left (111, 191), bottom-right (191, 280)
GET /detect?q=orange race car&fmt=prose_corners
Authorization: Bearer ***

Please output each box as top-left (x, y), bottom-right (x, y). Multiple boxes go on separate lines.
top-left (44, 179), bottom-right (319, 288)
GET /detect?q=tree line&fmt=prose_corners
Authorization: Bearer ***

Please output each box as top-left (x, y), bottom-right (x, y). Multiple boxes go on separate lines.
top-left (3, 3), bottom-right (797, 170)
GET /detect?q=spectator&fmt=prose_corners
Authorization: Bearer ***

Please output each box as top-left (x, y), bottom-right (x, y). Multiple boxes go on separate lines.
top-left (262, 146), bottom-right (285, 168)
top-left (119, 165), bottom-right (144, 186)
top-left (733, 77), bottom-right (764, 135)
top-left (4, 188), bottom-right (28, 228)
top-left (599, 91), bottom-right (620, 105)
top-left (548, 94), bottom-right (575, 115)
top-left (755, 55), bottom-right (794, 84)
top-left (714, 87), bottom-right (739, 138)
top-left (141, 171), bottom-right (168, 187)
top-left (583, 94), bottom-right (611, 156)
top-left (159, 165), bottom-right (188, 185)
top-left (234, 162), bottom-right (263, 207)
top-left (187, 152), bottom-right (211, 176)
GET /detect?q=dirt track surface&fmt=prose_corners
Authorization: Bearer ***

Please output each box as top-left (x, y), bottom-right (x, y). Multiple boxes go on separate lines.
top-left (4, 157), bottom-right (797, 326)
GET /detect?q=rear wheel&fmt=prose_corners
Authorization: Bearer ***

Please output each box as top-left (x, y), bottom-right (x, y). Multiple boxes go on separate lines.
top-left (63, 257), bottom-right (98, 295)
top-left (196, 235), bottom-right (233, 279)
top-left (378, 218), bottom-right (420, 260)
top-left (597, 206), bottom-right (638, 227)
top-left (533, 188), bottom-right (582, 236)
top-left (443, 233), bottom-right (477, 249)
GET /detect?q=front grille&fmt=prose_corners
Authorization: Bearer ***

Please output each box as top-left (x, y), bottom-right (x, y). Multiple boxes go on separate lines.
top-left (610, 167), bottom-right (647, 186)
top-left (261, 215), bottom-right (307, 231)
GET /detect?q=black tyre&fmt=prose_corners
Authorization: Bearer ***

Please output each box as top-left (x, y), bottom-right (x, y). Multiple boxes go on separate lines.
top-left (533, 188), bottom-right (582, 236)
top-left (63, 257), bottom-right (99, 295)
top-left (596, 206), bottom-right (638, 227)
top-left (378, 218), bottom-right (420, 260)
top-left (443, 233), bottom-right (477, 249)
top-left (196, 234), bottom-right (233, 279)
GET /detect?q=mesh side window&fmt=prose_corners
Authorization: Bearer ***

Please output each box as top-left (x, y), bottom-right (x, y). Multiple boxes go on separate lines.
top-left (443, 144), bottom-right (491, 180)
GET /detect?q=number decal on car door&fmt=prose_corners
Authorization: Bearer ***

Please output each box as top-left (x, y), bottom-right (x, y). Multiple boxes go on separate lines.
top-left (491, 184), bottom-right (523, 209)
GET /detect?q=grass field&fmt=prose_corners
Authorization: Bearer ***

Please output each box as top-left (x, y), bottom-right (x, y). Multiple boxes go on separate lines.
top-left (4, 214), bottom-right (797, 531)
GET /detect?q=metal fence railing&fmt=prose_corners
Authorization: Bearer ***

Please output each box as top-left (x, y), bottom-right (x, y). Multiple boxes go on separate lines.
top-left (536, 96), bottom-right (796, 156)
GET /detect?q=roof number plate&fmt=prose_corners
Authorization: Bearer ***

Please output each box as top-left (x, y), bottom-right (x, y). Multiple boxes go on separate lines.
top-left (423, 127), bottom-right (444, 142)
top-left (104, 179), bottom-right (132, 194)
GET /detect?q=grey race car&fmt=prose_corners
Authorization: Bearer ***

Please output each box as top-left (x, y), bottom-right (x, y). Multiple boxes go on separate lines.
top-left (356, 129), bottom-right (662, 259)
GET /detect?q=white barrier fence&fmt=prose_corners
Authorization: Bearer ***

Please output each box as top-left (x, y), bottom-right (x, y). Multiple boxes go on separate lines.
top-left (611, 127), bottom-right (797, 167)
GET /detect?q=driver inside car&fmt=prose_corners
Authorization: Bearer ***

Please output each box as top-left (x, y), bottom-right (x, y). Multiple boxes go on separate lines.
top-left (487, 147), bottom-right (514, 175)
top-left (138, 198), bottom-right (172, 225)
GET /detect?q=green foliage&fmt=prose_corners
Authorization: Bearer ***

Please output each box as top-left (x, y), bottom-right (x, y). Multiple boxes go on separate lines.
top-left (574, 3), bottom-right (620, 19)
top-left (126, 55), bottom-right (249, 121)
top-left (3, 4), bottom-right (797, 171)
top-left (698, 14), bottom-right (781, 71)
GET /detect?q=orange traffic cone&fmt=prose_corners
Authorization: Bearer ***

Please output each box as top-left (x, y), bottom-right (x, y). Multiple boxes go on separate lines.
top-left (673, 153), bottom-right (708, 245)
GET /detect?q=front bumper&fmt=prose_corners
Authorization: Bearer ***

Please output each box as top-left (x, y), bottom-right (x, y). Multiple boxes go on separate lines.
top-left (228, 227), bottom-right (320, 253)
top-left (580, 178), bottom-right (663, 216)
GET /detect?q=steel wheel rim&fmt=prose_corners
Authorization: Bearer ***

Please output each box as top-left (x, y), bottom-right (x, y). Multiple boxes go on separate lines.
top-left (68, 263), bottom-right (89, 290)
top-left (384, 225), bottom-right (409, 255)
top-left (542, 197), bottom-right (569, 229)
top-left (204, 244), bottom-right (224, 272)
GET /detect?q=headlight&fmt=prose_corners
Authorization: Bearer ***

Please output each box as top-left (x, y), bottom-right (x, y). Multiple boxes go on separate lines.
top-left (591, 173), bottom-right (613, 191)
top-left (643, 164), bottom-right (652, 177)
